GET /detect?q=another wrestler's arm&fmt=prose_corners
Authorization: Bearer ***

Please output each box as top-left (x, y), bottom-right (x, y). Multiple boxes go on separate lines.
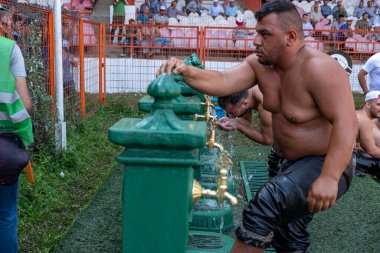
top-left (357, 112), bottom-right (380, 158)
top-left (307, 57), bottom-right (358, 213)
top-left (157, 55), bottom-right (258, 96)
top-left (236, 105), bottom-right (272, 145)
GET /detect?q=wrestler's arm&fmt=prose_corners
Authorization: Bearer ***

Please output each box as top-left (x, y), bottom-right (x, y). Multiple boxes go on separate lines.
top-left (357, 112), bottom-right (380, 158)
top-left (236, 105), bottom-right (272, 145)
top-left (158, 55), bottom-right (258, 96)
top-left (307, 57), bottom-right (358, 212)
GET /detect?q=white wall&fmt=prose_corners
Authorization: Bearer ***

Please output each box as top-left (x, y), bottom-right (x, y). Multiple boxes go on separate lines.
top-left (81, 58), bottom-right (364, 93)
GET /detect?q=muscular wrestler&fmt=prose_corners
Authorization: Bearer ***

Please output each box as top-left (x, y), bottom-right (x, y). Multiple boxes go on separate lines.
top-left (356, 91), bottom-right (380, 178)
top-left (158, 1), bottom-right (358, 252)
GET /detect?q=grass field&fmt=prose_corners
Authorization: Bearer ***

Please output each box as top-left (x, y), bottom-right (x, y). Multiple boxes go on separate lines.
top-left (17, 93), bottom-right (380, 252)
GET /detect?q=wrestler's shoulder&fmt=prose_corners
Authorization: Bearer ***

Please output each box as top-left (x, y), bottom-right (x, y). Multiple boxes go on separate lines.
top-left (301, 48), bottom-right (344, 75)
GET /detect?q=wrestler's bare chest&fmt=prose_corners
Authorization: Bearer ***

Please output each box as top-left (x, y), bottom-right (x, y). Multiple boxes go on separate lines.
top-left (257, 69), bottom-right (317, 124)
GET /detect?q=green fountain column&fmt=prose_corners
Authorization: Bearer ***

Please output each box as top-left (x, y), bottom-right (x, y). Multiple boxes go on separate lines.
top-left (138, 54), bottom-right (206, 119)
top-left (109, 73), bottom-right (207, 253)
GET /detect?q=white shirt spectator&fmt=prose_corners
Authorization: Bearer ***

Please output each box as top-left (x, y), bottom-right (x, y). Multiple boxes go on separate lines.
top-left (362, 53), bottom-right (380, 91)
top-left (303, 21), bottom-right (314, 37)
top-left (209, 2), bottom-right (224, 17)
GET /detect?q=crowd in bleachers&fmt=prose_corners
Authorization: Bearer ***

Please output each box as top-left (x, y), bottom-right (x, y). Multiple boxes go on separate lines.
top-left (107, 0), bottom-right (380, 55)
top-left (293, 0), bottom-right (380, 52)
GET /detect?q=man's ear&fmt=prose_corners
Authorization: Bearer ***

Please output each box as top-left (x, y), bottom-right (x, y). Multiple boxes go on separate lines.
top-left (242, 99), bottom-right (249, 107)
top-left (286, 29), bottom-right (297, 46)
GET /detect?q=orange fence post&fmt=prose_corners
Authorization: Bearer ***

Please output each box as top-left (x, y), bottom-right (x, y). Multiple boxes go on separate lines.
top-left (99, 24), bottom-right (103, 104)
top-left (26, 161), bottom-right (35, 184)
top-left (79, 19), bottom-right (86, 118)
top-left (199, 26), bottom-right (205, 64)
top-left (102, 25), bottom-right (107, 104)
top-left (49, 10), bottom-right (55, 99)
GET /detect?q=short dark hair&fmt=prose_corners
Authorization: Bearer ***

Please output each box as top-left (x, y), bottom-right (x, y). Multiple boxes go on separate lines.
top-left (218, 90), bottom-right (249, 110)
top-left (255, 0), bottom-right (302, 35)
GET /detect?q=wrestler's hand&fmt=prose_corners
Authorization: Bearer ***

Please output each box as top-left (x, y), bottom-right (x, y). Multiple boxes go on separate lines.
top-left (156, 57), bottom-right (186, 76)
top-left (217, 117), bottom-right (237, 131)
top-left (307, 176), bottom-right (338, 213)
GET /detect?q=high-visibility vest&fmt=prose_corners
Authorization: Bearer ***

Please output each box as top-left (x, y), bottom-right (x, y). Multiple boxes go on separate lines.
top-left (0, 36), bottom-right (33, 146)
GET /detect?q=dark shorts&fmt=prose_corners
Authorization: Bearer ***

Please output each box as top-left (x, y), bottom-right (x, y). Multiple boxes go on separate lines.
top-left (236, 155), bottom-right (354, 252)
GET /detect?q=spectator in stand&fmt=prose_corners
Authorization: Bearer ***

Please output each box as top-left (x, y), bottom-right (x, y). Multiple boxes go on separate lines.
top-left (140, 0), bottom-right (153, 14)
top-left (310, 1), bottom-right (323, 27)
top-left (151, 0), bottom-right (166, 15)
top-left (141, 18), bottom-right (161, 58)
top-left (186, 0), bottom-right (208, 15)
top-left (365, 0), bottom-right (376, 26)
top-left (233, 16), bottom-right (250, 39)
top-left (372, 23), bottom-right (380, 41)
top-left (137, 6), bottom-right (152, 25)
top-left (373, 12), bottom-right (380, 26)
top-left (355, 91), bottom-right (380, 179)
top-left (225, 0), bottom-right (238, 17)
top-left (209, 0), bottom-right (225, 18)
top-left (153, 5), bottom-right (169, 25)
top-left (111, 0), bottom-right (126, 44)
top-left (331, 14), bottom-right (346, 42)
top-left (222, 0), bottom-right (230, 10)
top-left (332, 0), bottom-right (346, 13)
top-left (358, 52), bottom-right (380, 94)
top-left (120, 19), bottom-right (141, 57)
top-left (355, 12), bottom-right (371, 36)
top-left (175, 0), bottom-right (186, 13)
top-left (356, 0), bottom-right (379, 11)
top-left (340, 16), bottom-right (354, 40)
top-left (333, 4), bottom-right (347, 21)
top-left (320, 0), bottom-right (332, 18)
top-left (315, 17), bottom-right (332, 40)
top-left (302, 13), bottom-right (314, 37)
top-left (354, 1), bottom-right (366, 19)
top-left (167, 1), bottom-right (184, 18)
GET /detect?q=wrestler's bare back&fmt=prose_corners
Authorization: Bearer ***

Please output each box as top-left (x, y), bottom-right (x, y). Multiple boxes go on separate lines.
top-left (245, 48), bottom-right (341, 161)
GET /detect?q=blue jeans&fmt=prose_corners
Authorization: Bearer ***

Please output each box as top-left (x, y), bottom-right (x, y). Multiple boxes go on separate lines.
top-left (0, 180), bottom-right (19, 253)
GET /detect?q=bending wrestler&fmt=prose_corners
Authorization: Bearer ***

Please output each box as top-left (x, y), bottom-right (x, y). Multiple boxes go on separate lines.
top-left (216, 87), bottom-right (282, 178)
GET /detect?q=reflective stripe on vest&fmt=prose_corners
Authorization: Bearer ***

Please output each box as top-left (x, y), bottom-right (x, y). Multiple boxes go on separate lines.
top-left (0, 36), bottom-right (33, 146)
top-left (0, 92), bottom-right (20, 104)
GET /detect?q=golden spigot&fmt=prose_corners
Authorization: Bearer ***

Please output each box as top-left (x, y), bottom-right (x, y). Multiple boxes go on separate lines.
top-left (195, 96), bottom-right (216, 122)
top-left (192, 150), bottom-right (237, 206)
top-left (207, 126), bottom-right (224, 153)
top-left (192, 179), bottom-right (237, 206)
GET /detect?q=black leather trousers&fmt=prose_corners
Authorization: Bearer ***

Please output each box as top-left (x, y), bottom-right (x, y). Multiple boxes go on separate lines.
top-left (236, 155), bottom-right (354, 252)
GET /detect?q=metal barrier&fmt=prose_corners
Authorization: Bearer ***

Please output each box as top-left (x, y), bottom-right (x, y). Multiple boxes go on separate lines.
top-left (0, 0), bottom-right (105, 120)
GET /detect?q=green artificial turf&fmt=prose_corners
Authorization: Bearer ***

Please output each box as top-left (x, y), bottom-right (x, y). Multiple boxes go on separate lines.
top-left (54, 129), bottom-right (380, 253)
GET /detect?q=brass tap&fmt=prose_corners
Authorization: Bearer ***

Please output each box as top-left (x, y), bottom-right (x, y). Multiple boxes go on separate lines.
top-left (195, 96), bottom-right (216, 122)
top-left (207, 126), bottom-right (224, 153)
top-left (192, 150), bottom-right (237, 206)
top-left (192, 179), bottom-right (238, 206)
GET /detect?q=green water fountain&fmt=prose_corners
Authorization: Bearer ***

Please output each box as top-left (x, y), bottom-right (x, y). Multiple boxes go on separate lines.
top-left (109, 73), bottom-right (237, 253)
top-left (138, 54), bottom-right (205, 119)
